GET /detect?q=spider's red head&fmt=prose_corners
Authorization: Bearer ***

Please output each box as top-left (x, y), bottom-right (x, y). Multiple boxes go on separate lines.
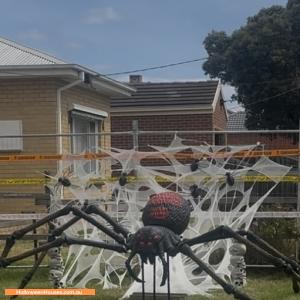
top-left (142, 192), bottom-right (191, 235)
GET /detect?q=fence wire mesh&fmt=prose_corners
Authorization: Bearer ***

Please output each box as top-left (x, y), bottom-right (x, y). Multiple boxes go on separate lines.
top-left (0, 130), bottom-right (298, 212)
top-left (0, 130), bottom-right (299, 265)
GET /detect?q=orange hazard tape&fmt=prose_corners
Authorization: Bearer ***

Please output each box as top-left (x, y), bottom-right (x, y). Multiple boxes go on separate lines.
top-left (0, 175), bottom-right (299, 185)
top-left (0, 148), bottom-right (298, 162)
top-left (0, 154), bottom-right (61, 161)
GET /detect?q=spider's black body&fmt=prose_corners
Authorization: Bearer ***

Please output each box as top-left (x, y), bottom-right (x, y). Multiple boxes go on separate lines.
top-left (130, 226), bottom-right (181, 260)
top-left (126, 225), bottom-right (181, 286)
top-left (1, 191), bottom-right (300, 300)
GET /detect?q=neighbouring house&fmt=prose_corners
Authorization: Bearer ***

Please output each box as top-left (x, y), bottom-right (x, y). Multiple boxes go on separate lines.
top-left (0, 36), bottom-right (134, 212)
top-left (111, 75), bottom-right (228, 150)
top-left (226, 110), bottom-right (297, 149)
top-left (227, 111), bottom-right (247, 131)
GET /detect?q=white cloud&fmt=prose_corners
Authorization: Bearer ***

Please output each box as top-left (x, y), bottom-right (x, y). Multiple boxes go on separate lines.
top-left (222, 84), bottom-right (236, 100)
top-left (226, 102), bottom-right (244, 112)
top-left (83, 7), bottom-right (120, 24)
top-left (222, 85), bottom-right (244, 111)
top-left (67, 42), bottom-right (83, 50)
top-left (19, 29), bottom-right (46, 41)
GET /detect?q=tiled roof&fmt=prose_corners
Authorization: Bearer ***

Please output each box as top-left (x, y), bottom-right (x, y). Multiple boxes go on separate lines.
top-left (111, 80), bottom-right (219, 108)
top-left (0, 36), bottom-right (67, 65)
top-left (227, 111), bottom-right (247, 131)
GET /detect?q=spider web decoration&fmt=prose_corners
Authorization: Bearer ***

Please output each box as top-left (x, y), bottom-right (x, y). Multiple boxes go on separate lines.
top-left (46, 136), bottom-right (290, 297)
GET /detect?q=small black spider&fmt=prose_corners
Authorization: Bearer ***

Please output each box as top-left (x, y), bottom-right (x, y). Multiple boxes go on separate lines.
top-left (57, 177), bottom-right (71, 187)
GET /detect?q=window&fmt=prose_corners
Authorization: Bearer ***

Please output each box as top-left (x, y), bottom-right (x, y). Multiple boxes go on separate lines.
top-left (215, 133), bottom-right (225, 145)
top-left (72, 115), bottom-right (100, 174)
top-left (0, 120), bottom-right (23, 151)
top-left (70, 105), bottom-right (107, 174)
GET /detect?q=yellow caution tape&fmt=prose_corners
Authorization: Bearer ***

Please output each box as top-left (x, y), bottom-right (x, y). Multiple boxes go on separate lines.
top-left (0, 175), bottom-right (299, 185)
top-left (0, 178), bottom-right (47, 185)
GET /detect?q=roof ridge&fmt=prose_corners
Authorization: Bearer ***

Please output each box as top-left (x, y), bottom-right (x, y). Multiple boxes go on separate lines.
top-left (0, 36), bottom-right (67, 64)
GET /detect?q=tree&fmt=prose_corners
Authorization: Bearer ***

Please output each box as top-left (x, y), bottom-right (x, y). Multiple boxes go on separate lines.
top-left (203, 1), bottom-right (300, 129)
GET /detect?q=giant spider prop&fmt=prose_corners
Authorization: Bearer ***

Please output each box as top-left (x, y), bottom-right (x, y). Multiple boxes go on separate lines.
top-left (1, 189), bottom-right (300, 300)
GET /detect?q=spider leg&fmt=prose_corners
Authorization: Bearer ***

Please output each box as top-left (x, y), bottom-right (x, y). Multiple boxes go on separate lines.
top-left (238, 230), bottom-right (299, 271)
top-left (238, 229), bottom-right (300, 293)
top-left (50, 215), bottom-right (82, 237)
top-left (1, 204), bottom-right (74, 258)
top-left (85, 204), bottom-right (130, 238)
top-left (183, 225), bottom-right (300, 293)
top-left (158, 242), bottom-right (168, 286)
top-left (0, 235), bottom-right (126, 268)
top-left (180, 244), bottom-right (252, 300)
top-left (10, 250), bottom-right (48, 299)
top-left (125, 251), bottom-right (144, 283)
top-left (0, 203), bottom-right (131, 292)
top-left (1, 203), bottom-right (128, 260)
top-left (0, 237), bottom-right (65, 267)
top-left (67, 207), bottom-right (127, 246)
top-left (50, 204), bottom-right (130, 243)
top-left (63, 235), bottom-right (126, 252)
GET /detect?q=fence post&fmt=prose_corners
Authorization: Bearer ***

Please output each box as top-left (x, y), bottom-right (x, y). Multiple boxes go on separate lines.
top-left (132, 120), bottom-right (139, 151)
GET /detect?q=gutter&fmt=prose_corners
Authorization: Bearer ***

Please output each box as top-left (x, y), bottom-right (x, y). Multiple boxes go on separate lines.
top-left (0, 64), bottom-right (135, 96)
top-left (57, 71), bottom-right (84, 170)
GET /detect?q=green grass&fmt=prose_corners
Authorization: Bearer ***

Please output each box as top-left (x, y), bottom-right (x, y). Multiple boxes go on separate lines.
top-left (0, 268), bottom-right (299, 300)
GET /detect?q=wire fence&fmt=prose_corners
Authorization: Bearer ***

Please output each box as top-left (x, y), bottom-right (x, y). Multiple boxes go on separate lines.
top-left (0, 129), bottom-right (299, 265)
top-left (0, 129), bottom-right (298, 211)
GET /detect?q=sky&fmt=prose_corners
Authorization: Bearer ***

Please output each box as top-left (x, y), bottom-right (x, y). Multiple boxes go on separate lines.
top-left (0, 0), bottom-right (288, 110)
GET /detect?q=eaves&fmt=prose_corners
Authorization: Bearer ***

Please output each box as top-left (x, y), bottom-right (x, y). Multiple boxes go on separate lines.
top-left (111, 104), bottom-right (214, 116)
top-left (0, 64), bottom-right (135, 97)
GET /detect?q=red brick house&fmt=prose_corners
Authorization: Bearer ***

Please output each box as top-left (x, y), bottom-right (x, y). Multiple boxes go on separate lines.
top-left (226, 111), bottom-right (298, 150)
top-left (111, 75), bottom-right (228, 149)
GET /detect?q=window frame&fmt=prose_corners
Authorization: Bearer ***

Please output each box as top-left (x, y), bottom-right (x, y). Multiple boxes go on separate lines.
top-left (0, 120), bottom-right (23, 151)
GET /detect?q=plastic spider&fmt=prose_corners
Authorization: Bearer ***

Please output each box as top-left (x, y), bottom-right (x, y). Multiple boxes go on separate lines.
top-left (1, 191), bottom-right (300, 300)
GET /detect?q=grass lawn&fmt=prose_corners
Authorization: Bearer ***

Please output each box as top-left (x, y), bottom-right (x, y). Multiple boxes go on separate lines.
top-left (0, 268), bottom-right (299, 300)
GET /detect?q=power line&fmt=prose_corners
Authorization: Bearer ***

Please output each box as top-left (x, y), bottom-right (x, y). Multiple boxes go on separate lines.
top-left (104, 57), bottom-right (208, 76)
top-left (0, 57), bottom-right (208, 78)
top-left (226, 86), bottom-right (300, 110)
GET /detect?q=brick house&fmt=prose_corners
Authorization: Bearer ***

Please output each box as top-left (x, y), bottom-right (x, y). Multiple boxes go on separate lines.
top-left (226, 111), bottom-right (298, 149)
top-left (111, 75), bottom-right (228, 149)
top-left (0, 37), bottom-right (133, 211)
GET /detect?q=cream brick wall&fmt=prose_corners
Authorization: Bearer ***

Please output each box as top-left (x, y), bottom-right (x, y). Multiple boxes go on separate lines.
top-left (0, 78), bottom-right (58, 196)
top-left (0, 78), bottom-right (111, 202)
